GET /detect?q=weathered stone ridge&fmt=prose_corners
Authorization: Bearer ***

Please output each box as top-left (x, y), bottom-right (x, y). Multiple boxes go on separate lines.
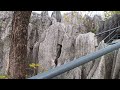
top-left (0, 11), bottom-right (120, 79)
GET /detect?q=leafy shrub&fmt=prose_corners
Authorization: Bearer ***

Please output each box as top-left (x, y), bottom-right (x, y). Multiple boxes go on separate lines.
top-left (104, 11), bottom-right (120, 20)
top-left (91, 29), bottom-right (96, 33)
top-left (0, 75), bottom-right (9, 79)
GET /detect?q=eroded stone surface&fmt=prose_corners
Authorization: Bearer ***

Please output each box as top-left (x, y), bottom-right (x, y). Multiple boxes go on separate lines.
top-left (0, 11), bottom-right (120, 79)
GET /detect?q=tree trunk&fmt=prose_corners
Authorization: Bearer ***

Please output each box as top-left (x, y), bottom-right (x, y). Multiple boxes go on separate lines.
top-left (8, 11), bottom-right (32, 79)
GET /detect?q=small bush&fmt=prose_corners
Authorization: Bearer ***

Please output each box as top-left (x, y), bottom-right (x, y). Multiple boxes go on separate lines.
top-left (0, 75), bottom-right (9, 79)
top-left (91, 29), bottom-right (96, 33)
top-left (29, 63), bottom-right (40, 69)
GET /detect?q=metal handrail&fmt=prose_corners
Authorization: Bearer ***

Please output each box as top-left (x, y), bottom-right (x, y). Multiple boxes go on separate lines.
top-left (96, 20), bottom-right (120, 36)
top-left (96, 20), bottom-right (120, 44)
top-left (96, 25), bottom-right (120, 36)
top-left (103, 29), bottom-right (116, 42)
top-left (106, 34), bottom-right (117, 44)
top-left (28, 20), bottom-right (120, 79)
top-left (28, 41), bottom-right (120, 79)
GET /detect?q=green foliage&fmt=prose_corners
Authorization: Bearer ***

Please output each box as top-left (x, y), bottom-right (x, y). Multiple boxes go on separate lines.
top-left (63, 11), bottom-right (79, 23)
top-left (0, 75), bottom-right (9, 79)
top-left (91, 29), bottom-right (96, 33)
top-left (71, 11), bottom-right (77, 17)
top-left (29, 63), bottom-right (39, 69)
top-left (63, 13), bottom-right (70, 22)
top-left (28, 63), bottom-right (40, 76)
top-left (104, 11), bottom-right (120, 20)
top-left (29, 63), bottom-right (48, 76)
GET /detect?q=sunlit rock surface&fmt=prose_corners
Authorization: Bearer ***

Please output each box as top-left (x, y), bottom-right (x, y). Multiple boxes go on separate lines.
top-left (0, 11), bottom-right (120, 79)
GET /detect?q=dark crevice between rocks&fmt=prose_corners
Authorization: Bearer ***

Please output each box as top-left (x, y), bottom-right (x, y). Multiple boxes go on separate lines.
top-left (55, 44), bottom-right (62, 66)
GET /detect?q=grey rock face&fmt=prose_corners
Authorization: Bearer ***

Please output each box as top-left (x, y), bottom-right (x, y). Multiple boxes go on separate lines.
top-left (87, 40), bottom-right (106, 79)
top-left (54, 34), bottom-right (120, 79)
top-left (76, 32), bottom-right (97, 79)
top-left (38, 22), bottom-right (65, 72)
top-left (87, 40), bottom-right (120, 79)
top-left (54, 32), bottom-right (97, 79)
top-left (62, 12), bottom-right (85, 33)
top-left (0, 39), bottom-right (3, 73)
top-left (0, 11), bottom-right (52, 75)
top-left (110, 40), bottom-right (120, 79)
top-left (83, 15), bottom-right (93, 32)
top-left (51, 11), bottom-right (62, 22)
top-left (1, 11), bottom-right (120, 79)
top-left (62, 12), bottom-right (102, 34)
top-left (0, 11), bottom-right (13, 74)
top-left (92, 15), bottom-right (103, 31)
top-left (27, 11), bottom-right (52, 76)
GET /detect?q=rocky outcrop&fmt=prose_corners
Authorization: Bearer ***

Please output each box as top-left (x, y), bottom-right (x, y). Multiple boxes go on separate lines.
top-left (1, 11), bottom-right (120, 79)
top-left (51, 11), bottom-right (62, 22)
top-left (38, 22), bottom-right (65, 72)
top-left (62, 12), bottom-right (86, 34)
top-left (54, 39), bottom-right (120, 79)
top-left (87, 40), bottom-right (107, 79)
top-left (54, 32), bottom-right (97, 79)
top-left (0, 11), bottom-right (52, 75)
top-left (92, 15), bottom-right (103, 31)
top-left (83, 15), bottom-right (94, 33)
top-left (0, 39), bottom-right (3, 74)
top-left (0, 12), bottom-right (13, 74)
top-left (62, 12), bottom-right (102, 34)
top-left (26, 11), bottom-right (53, 76)
top-left (27, 11), bottom-right (52, 64)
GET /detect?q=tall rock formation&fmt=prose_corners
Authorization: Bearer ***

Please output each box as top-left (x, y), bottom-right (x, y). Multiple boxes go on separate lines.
top-left (51, 11), bottom-right (62, 22)
top-left (0, 11), bottom-right (120, 79)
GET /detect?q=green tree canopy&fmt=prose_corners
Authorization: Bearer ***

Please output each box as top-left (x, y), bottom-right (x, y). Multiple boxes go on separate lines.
top-left (104, 11), bottom-right (120, 20)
